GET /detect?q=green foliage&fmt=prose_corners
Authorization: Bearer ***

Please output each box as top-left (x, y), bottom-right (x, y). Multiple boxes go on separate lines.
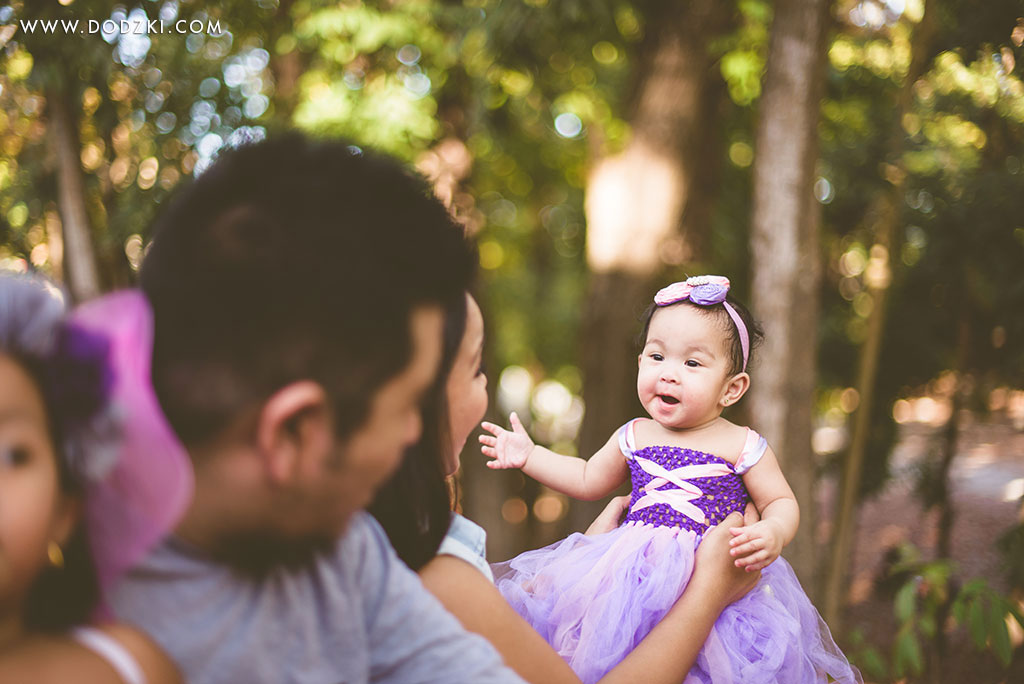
top-left (950, 579), bottom-right (1023, 667)
top-left (866, 544), bottom-right (1024, 679)
top-left (715, 0), bottom-right (771, 106)
top-left (0, 0), bottom-right (278, 283)
top-left (291, 1), bottom-right (456, 158)
top-left (816, 4), bottom-right (1024, 494)
top-left (997, 522), bottom-right (1024, 592)
top-left (845, 628), bottom-right (890, 681)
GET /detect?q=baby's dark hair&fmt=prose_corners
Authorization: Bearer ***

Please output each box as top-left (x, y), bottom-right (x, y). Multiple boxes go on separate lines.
top-left (637, 293), bottom-right (765, 376)
top-left (0, 274), bottom-right (101, 632)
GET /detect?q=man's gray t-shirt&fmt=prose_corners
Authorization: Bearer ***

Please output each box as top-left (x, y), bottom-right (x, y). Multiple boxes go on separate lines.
top-left (110, 512), bottom-right (525, 684)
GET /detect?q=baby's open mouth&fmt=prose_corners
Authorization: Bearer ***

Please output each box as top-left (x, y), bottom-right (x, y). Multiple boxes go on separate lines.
top-left (658, 395), bottom-right (680, 405)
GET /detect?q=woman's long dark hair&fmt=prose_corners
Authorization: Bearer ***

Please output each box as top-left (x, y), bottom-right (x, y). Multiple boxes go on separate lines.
top-left (368, 292), bottom-right (469, 570)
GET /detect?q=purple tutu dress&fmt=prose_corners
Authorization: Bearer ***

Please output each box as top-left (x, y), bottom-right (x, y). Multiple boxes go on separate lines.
top-left (493, 421), bottom-right (861, 684)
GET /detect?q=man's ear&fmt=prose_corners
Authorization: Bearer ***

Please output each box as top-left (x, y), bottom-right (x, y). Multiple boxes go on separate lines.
top-left (720, 372), bottom-right (750, 408)
top-left (255, 381), bottom-right (331, 486)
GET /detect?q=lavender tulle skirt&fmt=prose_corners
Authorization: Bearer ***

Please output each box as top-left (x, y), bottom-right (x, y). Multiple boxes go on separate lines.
top-left (493, 523), bottom-right (861, 684)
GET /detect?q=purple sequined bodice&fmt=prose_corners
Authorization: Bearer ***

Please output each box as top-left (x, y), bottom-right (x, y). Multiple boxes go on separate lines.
top-left (622, 446), bottom-right (749, 535)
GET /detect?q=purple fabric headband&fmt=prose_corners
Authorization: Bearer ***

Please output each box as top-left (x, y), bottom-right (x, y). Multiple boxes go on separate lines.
top-left (654, 276), bottom-right (750, 372)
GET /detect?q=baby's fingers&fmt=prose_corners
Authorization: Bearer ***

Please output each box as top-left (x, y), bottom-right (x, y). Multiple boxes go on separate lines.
top-left (479, 434), bottom-right (497, 448)
top-left (728, 527), bottom-right (752, 544)
top-left (480, 421), bottom-right (507, 437)
top-left (734, 549), bottom-right (772, 571)
top-left (729, 537), bottom-right (764, 558)
top-left (481, 445), bottom-right (498, 459)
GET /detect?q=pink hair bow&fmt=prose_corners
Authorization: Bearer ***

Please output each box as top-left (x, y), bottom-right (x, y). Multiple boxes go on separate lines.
top-left (67, 291), bottom-right (194, 614)
top-left (654, 275), bottom-right (731, 307)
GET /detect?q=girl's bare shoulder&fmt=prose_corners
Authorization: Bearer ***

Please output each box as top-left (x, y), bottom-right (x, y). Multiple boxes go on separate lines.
top-left (0, 626), bottom-right (181, 684)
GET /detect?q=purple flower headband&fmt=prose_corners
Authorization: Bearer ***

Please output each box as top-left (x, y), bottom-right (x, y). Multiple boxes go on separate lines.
top-left (46, 324), bottom-right (120, 484)
top-left (654, 275), bottom-right (750, 372)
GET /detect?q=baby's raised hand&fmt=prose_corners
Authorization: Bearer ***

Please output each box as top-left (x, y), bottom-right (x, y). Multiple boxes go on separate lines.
top-left (480, 412), bottom-right (535, 469)
top-left (727, 519), bottom-right (784, 572)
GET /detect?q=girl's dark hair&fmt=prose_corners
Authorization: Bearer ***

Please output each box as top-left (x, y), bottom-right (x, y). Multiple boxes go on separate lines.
top-left (0, 274), bottom-right (100, 631)
top-left (637, 294), bottom-right (765, 376)
top-left (368, 291), bottom-right (470, 571)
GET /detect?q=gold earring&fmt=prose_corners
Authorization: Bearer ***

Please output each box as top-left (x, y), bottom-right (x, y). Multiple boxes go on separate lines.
top-left (47, 541), bottom-right (65, 568)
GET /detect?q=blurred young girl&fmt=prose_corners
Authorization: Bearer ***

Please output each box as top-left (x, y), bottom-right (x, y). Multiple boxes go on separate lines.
top-left (482, 276), bottom-right (861, 683)
top-left (370, 290), bottom-right (761, 684)
top-left (0, 274), bottom-right (179, 684)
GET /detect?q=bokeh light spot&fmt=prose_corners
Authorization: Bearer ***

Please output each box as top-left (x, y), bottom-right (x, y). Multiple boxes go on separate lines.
top-left (501, 497), bottom-right (528, 524)
top-left (397, 44), bottom-right (422, 66)
top-left (592, 42), bottom-right (619, 65)
top-left (533, 494), bottom-right (566, 523)
top-left (479, 240), bottom-right (505, 270)
top-left (554, 112), bottom-right (583, 138)
top-left (728, 141), bottom-right (753, 167)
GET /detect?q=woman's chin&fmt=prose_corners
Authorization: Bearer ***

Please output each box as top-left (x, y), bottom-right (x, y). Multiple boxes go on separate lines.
top-left (443, 449), bottom-right (462, 477)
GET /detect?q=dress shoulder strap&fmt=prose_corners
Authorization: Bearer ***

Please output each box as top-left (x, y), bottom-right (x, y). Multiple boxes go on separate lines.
top-left (70, 626), bottom-right (147, 684)
top-left (734, 427), bottom-right (769, 475)
top-left (616, 419), bottom-right (642, 460)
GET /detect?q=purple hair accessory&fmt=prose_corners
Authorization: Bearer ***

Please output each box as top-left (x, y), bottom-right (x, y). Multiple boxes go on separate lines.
top-left (67, 291), bottom-right (194, 611)
top-left (47, 324), bottom-right (120, 483)
top-left (689, 282), bottom-right (730, 306)
top-left (653, 276), bottom-right (750, 372)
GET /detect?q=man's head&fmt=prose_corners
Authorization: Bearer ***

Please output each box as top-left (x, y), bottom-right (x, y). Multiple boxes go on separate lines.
top-left (139, 135), bottom-right (473, 569)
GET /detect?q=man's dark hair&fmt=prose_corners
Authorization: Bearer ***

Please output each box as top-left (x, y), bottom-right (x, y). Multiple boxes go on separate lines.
top-left (140, 134), bottom-right (473, 447)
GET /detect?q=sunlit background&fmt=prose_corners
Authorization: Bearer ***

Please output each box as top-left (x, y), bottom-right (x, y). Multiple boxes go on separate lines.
top-left (1, 1), bottom-right (1022, 681)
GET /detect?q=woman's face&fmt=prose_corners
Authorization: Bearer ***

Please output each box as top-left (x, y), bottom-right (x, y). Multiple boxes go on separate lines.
top-left (443, 294), bottom-right (488, 476)
top-left (0, 353), bottom-right (76, 627)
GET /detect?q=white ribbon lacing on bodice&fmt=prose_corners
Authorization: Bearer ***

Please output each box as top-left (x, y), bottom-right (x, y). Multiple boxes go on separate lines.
top-left (618, 419), bottom-right (769, 526)
top-left (630, 458), bottom-right (734, 525)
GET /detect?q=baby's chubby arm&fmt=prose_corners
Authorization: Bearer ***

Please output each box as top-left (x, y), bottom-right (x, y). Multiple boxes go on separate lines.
top-left (728, 445), bottom-right (799, 572)
top-left (480, 414), bottom-right (629, 500)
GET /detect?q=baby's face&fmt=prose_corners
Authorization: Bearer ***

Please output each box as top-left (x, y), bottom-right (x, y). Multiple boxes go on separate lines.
top-left (0, 353), bottom-right (75, 620)
top-left (636, 304), bottom-right (735, 431)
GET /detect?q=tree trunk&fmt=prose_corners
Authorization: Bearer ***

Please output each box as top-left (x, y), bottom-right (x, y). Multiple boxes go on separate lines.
top-left (822, 0), bottom-right (937, 629)
top-left (747, 0), bottom-right (831, 588)
top-left (571, 0), bottom-right (731, 532)
top-left (49, 86), bottom-right (101, 302)
top-left (925, 312), bottom-right (969, 683)
top-left (269, 0), bottom-right (301, 121)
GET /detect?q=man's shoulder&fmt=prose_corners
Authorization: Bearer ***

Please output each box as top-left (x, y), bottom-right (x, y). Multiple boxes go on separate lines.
top-left (331, 511), bottom-right (395, 579)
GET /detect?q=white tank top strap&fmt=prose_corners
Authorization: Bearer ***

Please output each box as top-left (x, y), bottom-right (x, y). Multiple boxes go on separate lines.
top-left (734, 427), bottom-right (768, 475)
top-left (70, 626), bottom-right (147, 684)
top-left (617, 418), bottom-right (642, 460)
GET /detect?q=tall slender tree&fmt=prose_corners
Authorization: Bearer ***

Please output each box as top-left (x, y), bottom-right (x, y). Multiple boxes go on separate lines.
top-left (823, 0), bottom-right (938, 628)
top-left (747, 0), bottom-right (832, 587)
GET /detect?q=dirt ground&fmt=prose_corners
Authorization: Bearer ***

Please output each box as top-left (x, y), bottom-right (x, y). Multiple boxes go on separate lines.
top-left (833, 415), bottom-right (1024, 683)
